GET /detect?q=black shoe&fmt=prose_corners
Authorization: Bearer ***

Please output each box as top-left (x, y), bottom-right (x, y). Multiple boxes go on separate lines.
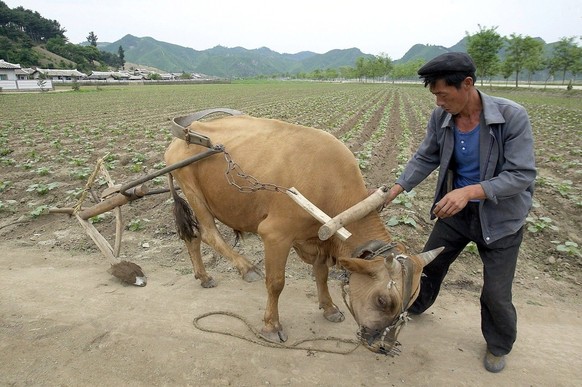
top-left (484, 350), bottom-right (506, 373)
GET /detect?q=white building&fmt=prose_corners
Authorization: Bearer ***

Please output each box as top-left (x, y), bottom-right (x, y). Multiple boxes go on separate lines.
top-left (0, 59), bottom-right (54, 91)
top-left (0, 59), bottom-right (20, 80)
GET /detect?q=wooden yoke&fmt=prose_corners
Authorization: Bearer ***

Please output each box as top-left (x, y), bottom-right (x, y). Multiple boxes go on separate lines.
top-left (286, 188), bottom-right (352, 240)
top-left (286, 186), bottom-right (389, 242)
top-left (318, 186), bottom-right (389, 241)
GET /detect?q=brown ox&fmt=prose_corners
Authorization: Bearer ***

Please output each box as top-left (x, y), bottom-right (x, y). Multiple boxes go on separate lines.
top-left (164, 112), bottom-right (442, 354)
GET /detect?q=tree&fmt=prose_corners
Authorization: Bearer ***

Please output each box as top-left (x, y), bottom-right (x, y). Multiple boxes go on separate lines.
top-left (390, 58), bottom-right (425, 81)
top-left (353, 55), bottom-right (392, 82)
top-left (8, 5), bottom-right (66, 43)
top-left (338, 66), bottom-right (356, 80)
top-left (522, 39), bottom-right (545, 85)
top-left (117, 45), bottom-right (125, 69)
top-left (500, 59), bottom-right (514, 86)
top-left (466, 25), bottom-right (504, 86)
top-left (505, 34), bottom-right (545, 87)
top-left (550, 37), bottom-right (582, 84)
top-left (373, 53), bottom-right (393, 81)
top-left (354, 57), bottom-right (366, 81)
top-left (87, 31), bottom-right (97, 46)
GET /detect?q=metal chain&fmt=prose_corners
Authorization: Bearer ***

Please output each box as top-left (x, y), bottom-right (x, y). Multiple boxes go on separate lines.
top-left (223, 149), bottom-right (292, 194)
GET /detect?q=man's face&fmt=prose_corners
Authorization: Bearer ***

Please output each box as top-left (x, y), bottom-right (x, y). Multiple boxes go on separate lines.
top-left (429, 78), bottom-right (471, 115)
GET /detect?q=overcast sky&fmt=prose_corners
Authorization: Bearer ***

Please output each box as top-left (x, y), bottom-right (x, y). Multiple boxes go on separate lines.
top-left (5, 0), bottom-right (581, 59)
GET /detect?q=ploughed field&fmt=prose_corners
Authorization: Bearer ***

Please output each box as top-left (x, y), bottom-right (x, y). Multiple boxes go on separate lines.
top-left (1, 82), bottom-right (580, 285)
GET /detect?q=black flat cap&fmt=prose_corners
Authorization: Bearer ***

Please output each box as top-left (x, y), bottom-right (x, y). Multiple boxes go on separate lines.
top-left (418, 52), bottom-right (476, 76)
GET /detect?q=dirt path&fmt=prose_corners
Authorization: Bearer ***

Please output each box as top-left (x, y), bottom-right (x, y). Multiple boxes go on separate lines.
top-left (1, 240), bottom-right (580, 386)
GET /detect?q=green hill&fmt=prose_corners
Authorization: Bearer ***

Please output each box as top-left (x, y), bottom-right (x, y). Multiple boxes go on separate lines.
top-left (99, 35), bottom-right (374, 77)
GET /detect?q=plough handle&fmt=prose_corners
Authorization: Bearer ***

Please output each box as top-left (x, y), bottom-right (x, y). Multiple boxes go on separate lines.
top-left (118, 147), bottom-right (223, 195)
top-left (77, 185), bottom-right (149, 220)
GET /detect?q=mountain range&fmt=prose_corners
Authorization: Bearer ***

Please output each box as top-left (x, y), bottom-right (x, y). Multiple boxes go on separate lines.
top-left (98, 34), bottom-right (554, 78)
top-left (98, 34), bottom-right (375, 77)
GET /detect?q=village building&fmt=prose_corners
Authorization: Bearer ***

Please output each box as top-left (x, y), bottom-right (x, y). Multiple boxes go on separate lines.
top-left (87, 71), bottom-right (130, 81)
top-left (33, 68), bottom-right (87, 81)
top-left (0, 59), bottom-right (21, 80)
top-left (0, 59), bottom-right (54, 91)
top-left (1, 58), bottom-right (216, 90)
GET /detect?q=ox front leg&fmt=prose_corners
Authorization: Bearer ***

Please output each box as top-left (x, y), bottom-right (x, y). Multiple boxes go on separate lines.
top-left (184, 236), bottom-right (216, 288)
top-left (313, 259), bottom-right (345, 323)
top-left (259, 238), bottom-right (291, 343)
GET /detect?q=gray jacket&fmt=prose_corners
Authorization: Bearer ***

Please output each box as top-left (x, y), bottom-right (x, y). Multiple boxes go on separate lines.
top-left (396, 90), bottom-right (536, 244)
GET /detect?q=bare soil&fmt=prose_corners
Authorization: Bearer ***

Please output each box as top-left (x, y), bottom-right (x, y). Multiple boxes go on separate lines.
top-left (1, 237), bottom-right (581, 386)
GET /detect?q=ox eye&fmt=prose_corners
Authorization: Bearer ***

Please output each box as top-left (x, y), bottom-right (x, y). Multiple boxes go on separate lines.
top-left (377, 296), bottom-right (388, 309)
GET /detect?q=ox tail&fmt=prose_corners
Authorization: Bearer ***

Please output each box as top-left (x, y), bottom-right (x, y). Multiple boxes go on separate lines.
top-left (232, 230), bottom-right (243, 248)
top-left (168, 173), bottom-right (199, 242)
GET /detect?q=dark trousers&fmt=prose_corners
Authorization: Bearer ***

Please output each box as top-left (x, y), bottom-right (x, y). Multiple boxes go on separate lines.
top-left (408, 202), bottom-right (523, 356)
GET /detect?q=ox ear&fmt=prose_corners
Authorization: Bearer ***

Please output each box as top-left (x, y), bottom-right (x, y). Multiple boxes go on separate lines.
top-left (338, 256), bottom-right (385, 276)
top-left (417, 247), bottom-right (445, 267)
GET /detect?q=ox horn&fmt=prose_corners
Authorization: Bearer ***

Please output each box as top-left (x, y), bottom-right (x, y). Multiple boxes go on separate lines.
top-left (384, 255), bottom-right (401, 277)
top-left (417, 247), bottom-right (445, 266)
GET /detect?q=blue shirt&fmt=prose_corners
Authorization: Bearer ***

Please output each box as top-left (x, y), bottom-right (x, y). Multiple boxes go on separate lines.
top-left (453, 124), bottom-right (480, 189)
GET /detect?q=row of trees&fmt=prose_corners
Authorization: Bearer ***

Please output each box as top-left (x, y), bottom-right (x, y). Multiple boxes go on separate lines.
top-left (86, 31), bottom-right (125, 70)
top-left (0, 0), bottom-right (66, 65)
top-left (292, 57), bottom-right (422, 81)
top-left (294, 28), bottom-right (581, 87)
top-left (467, 25), bottom-right (582, 86)
top-left (0, 2), bottom-right (125, 73)
top-left (43, 35), bottom-right (124, 73)
top-left (0, 1), bottom-right (65, 43)
top-left (294, 55), bottom-right (426, 82)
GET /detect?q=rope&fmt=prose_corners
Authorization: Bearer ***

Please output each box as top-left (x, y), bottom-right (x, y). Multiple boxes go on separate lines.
top-left (193, 310), bottom-right (361, 355)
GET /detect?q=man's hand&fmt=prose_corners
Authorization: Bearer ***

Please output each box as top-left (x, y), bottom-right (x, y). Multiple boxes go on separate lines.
top-left (433, 184), bottom-right (486, 218)
top-left (382, 184), bottom-right (404, 207)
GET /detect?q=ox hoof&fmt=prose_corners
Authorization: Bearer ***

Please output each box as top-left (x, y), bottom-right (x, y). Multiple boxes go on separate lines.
top-left (260, 328), bottom-right (288, 343)
top-left (242, 267), bottom-right (263, 283)
top-left (324, 308), bottom-right (345, 323)
top-left (200, 277), bottom-right (217, 288)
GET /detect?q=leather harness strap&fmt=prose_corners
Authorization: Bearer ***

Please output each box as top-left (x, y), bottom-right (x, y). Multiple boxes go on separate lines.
top-left (395, 254), bottom-right (416, 311)
top-left (170, 108), bottom-right (244, 147)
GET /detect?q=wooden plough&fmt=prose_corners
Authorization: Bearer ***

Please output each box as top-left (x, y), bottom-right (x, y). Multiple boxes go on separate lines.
top-left (48, 146), bottom-right (223, 286)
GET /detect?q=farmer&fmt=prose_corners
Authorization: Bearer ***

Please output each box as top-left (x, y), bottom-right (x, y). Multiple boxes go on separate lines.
top-left (383, 52), bottom-right (536, 372)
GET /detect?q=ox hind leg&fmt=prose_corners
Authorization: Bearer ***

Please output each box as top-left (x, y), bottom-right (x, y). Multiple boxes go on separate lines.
top-left (169, 175), bottom-right (216, 288)
top-left (169, 174), bottom-right (263, 286)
